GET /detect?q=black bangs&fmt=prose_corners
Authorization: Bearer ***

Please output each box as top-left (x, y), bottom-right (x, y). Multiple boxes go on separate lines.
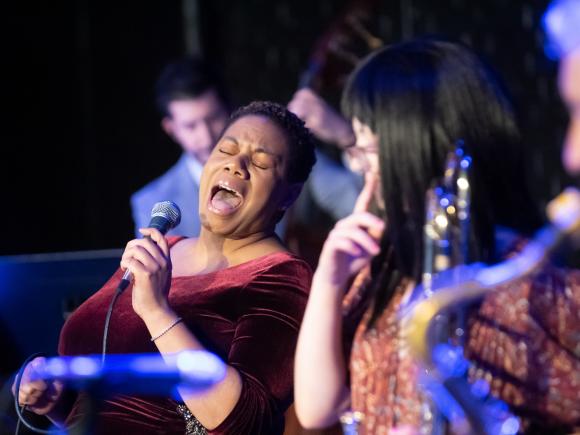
top-left (341, 53), bottom-right (377, 132)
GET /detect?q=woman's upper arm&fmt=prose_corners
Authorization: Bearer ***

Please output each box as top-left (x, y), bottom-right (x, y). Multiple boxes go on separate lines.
top-left (210, 259), bottom-right (311, 433)
top-left (229, 260), bottom-right (310, 399)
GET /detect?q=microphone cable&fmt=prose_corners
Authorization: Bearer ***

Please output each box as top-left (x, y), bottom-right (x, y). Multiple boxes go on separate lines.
top-left (102, 200), bottom-right (181, 364)
top-left (101, 286), bottom-right (124, 365)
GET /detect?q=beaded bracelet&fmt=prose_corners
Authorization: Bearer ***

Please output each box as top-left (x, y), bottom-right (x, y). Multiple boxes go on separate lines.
top-left (150, 317), bottom-right (183, 342)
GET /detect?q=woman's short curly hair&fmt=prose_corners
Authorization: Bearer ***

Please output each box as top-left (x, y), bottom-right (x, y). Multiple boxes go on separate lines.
top-left (224, 101), bottom-right (317, 183)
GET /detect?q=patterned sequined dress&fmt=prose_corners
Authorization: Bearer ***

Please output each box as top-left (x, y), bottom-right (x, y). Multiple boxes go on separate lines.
top-left (344, 264), bottom-right (580, 434)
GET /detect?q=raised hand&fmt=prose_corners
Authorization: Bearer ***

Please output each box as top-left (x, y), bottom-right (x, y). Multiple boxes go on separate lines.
top-left (288, 88), bottom-right (355, 148)
top-left (314, 173), bottom-right (384, 289)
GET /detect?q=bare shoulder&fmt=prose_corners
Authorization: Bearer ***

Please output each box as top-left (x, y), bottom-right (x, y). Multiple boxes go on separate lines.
top-left (170, 237), bottom-right (198, 269)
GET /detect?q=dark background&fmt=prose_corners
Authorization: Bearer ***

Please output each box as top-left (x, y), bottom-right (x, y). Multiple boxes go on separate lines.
top-left (0, 1), bottom-right (574, 432)
top-left (0, 0), bottom-right (572, 256)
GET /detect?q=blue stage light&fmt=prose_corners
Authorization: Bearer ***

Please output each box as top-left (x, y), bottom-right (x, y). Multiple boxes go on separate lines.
top-left (543, 0), bottom-right (580, 59)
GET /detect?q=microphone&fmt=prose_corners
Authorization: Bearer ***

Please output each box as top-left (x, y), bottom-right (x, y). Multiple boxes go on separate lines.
top-left (118, 201), bottom-right (181, 292)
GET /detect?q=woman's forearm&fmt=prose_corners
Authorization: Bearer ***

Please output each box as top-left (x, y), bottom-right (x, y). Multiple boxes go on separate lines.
top-left (142, 309), bottom-right (242, 430)
top-left (294, 272), bottom-right (350, 429)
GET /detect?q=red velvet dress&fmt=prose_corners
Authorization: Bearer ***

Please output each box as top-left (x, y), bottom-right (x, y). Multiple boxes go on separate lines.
top-left (58, 237), bottom-right (312, 434)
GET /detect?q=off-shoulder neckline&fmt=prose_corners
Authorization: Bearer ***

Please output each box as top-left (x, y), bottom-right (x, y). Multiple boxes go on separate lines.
top-left (168, 236), bottom-right (304, 279)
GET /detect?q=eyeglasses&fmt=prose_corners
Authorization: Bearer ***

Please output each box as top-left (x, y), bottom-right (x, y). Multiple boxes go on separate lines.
top-left (344, 144), bottom-right (379, 173)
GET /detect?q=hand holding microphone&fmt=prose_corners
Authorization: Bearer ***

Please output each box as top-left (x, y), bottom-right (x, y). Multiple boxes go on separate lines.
top-left (118, 201), bottom-right (181, 291)
top-left (118, 201), bottom-right (181, 319)
top-left (100, 202), bottom-right (181, 359)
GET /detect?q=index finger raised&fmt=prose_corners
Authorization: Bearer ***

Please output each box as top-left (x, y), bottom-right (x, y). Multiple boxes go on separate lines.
top-left (354, 173), bottom-right (378, 213)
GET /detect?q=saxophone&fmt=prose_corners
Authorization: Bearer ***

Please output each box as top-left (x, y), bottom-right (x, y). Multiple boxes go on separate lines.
top-left (404, 174), bottom-right (580, 435)
top-left (416, 142), bottom-right (473, 435)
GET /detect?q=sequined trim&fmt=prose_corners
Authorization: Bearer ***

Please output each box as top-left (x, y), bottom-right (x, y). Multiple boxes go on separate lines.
top-left (176, 403), bottom-right (207, 435)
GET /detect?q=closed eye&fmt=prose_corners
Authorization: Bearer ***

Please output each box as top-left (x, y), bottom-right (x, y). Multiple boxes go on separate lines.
top-left (217, 137), bottom-right (239, 155)
top-left (252, 155), bottom-right (276, 169)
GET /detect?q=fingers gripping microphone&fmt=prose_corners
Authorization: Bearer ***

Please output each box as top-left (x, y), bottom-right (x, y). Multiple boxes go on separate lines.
top-left (118, 201), bottom-right (181, 292)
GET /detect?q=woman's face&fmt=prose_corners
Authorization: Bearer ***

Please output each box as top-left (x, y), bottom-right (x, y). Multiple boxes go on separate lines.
top-left (348, 117), bottom-right (385, 212)
top-left (198, 115), bottom-right (296, 237)
top-left (346, 117), bottom-right (380, 175)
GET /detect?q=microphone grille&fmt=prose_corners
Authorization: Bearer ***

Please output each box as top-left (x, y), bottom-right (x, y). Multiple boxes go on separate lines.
top-left (151, 201), bottom-right (182, 228)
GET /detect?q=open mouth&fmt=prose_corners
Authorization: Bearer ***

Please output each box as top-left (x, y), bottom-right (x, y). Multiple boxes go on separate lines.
top-left (208, 181), bottom-right (244, 215)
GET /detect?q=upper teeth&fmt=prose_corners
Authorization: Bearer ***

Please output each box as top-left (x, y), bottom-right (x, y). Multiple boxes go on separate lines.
top-left (218, 182), bottom-right (239, 195)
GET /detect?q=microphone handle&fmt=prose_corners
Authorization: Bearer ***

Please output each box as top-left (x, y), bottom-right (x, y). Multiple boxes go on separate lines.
top-left (118, 270), bottom-right (132, 292)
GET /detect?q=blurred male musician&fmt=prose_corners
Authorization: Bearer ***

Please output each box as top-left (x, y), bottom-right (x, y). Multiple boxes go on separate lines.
top-left (131, 57), bottom-right (230, 237)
